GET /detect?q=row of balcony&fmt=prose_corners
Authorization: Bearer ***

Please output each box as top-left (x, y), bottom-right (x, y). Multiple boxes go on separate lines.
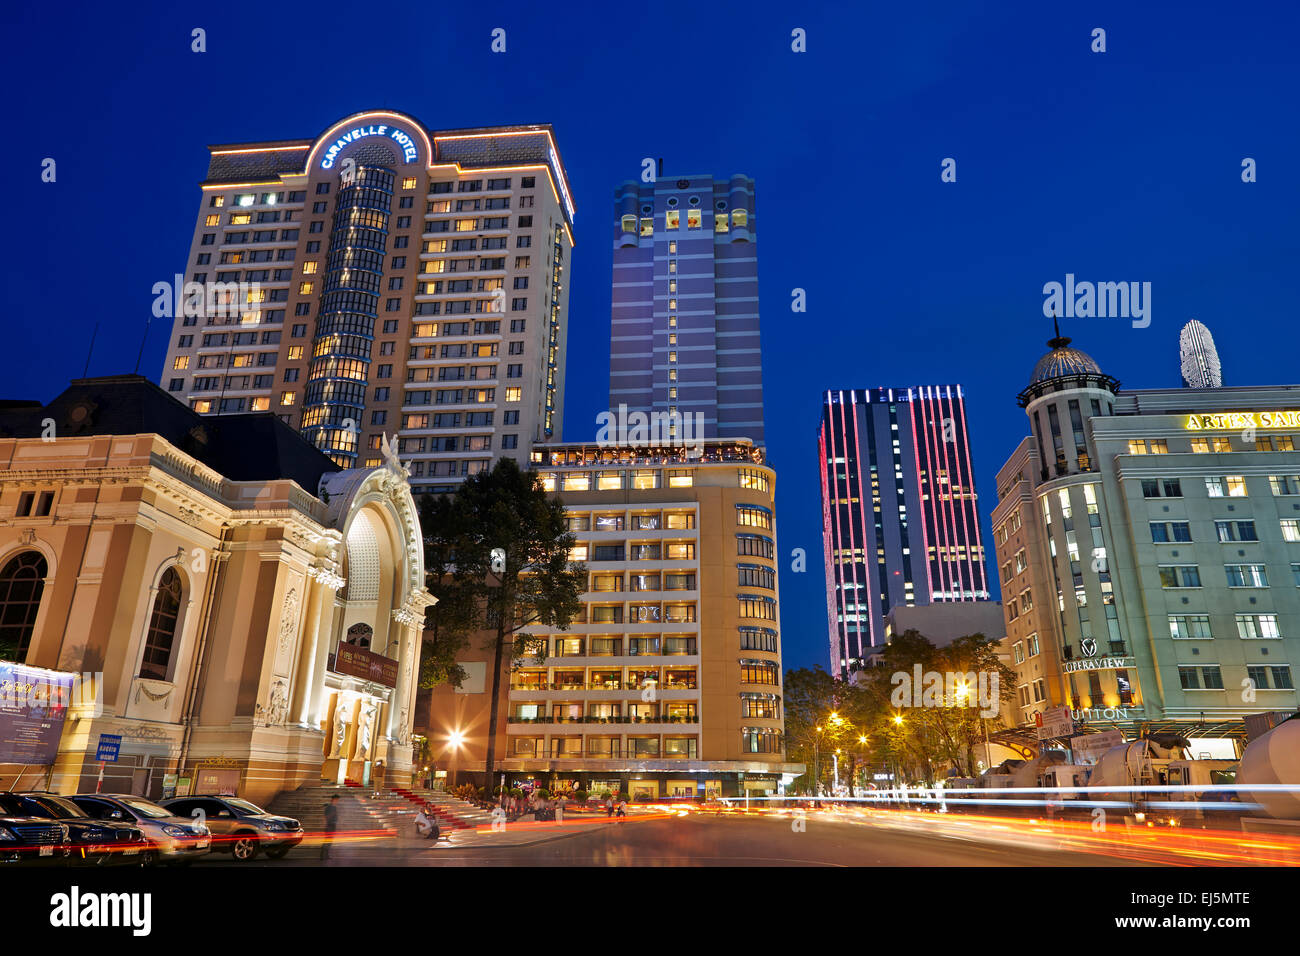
top-left (509, 679), bottom-right (698, 692)
top-left (508, 744), bottom-right (700, 760)
top-left (508, 715), bottom-right (700, 725)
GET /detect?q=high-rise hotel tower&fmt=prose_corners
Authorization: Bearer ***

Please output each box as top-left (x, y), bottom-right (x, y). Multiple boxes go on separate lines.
top-left (160, 110), bottom-right (575, 492)
top-left (819, 386), bottom-right (990, 675)
top-left (610, 175), bottom-right (763, 444)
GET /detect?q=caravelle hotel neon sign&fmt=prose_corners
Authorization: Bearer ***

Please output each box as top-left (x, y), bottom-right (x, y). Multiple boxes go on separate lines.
top-left (1185, 411), bottom-right (1300, 430)
top-left (320, 124), bottom-right (419, 169)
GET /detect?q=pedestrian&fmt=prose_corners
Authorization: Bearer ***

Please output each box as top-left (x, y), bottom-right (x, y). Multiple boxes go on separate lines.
top-left (616, 796), bottom-right (627, 821)
top-left (320, 795), bottom-right (340, 861)
top-left (556, 792), bottom-right (566, 825)
top-left (605, 794), bottom-right (615, 818)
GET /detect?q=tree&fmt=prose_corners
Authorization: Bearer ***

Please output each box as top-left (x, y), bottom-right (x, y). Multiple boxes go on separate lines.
top-left (783, 667), bottom-right (876, 794)
top-left (416, 493), bottom-right (476, 689)
top-left (850, 630), bottom-right (1017, 785)
top-left (418, 458), bottom-right (585, 787)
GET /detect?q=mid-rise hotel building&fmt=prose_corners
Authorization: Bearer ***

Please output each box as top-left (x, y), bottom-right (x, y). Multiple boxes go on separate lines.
top-left (819, 386), bottom-right (990, 676)
top-left (160, 110), bottom-right (574, 492)
top-left (993, 327), bottom-right (1300, 737)
top-left (610, 176), bottom-right (763, 444)
top-left (503, 439), bottom-right (796, 798)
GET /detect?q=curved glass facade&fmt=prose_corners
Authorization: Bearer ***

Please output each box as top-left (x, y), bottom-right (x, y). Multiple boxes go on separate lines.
top-left (301, 165), bottom-right (394, 464)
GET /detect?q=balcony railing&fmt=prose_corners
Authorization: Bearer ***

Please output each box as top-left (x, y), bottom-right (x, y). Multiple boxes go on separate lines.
top-left (509, 680), bottom-right (698, 691)
top-left (506, 715), bottom-right (700, 724)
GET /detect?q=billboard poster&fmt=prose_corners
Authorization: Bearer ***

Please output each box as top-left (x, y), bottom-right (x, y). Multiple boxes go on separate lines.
top-left (0, 661), bottom-right (74, 764)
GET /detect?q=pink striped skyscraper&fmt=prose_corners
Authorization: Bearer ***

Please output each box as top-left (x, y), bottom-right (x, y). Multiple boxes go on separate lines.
top-left (819, 386), bottom-right (990, 676)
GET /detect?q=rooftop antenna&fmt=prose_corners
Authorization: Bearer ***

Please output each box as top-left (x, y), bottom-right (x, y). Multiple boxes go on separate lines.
top-left (82, 322), bottom-right (99, 378)
top-left (133, 316), bottom-right (152, 375)
top-left (1048, 309), bottom-right (1070, 348)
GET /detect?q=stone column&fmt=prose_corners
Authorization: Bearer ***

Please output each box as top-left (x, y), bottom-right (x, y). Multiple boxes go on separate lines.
top-left (384, 621), bottom-right (418, 740)
top-left (290, 576), bottom-right (324, 725)
top-left (306, 598), bottom-right (343, 728)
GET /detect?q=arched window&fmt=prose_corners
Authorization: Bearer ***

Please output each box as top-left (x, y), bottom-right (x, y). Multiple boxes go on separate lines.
top-left (140, 567), bottom-right (183, 681)
top-left (0, 551), bottom-right (47, 662)
top-left (345, 622), bottom-right (373, 649)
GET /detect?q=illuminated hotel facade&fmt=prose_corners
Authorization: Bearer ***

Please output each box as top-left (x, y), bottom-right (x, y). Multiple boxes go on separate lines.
top-left (995, 328), bottom-right (1300, 735)
top-left (159, 110), bottom-right (574, 491)
top-left (610, 175), bottom-right (763, 445)
top-left (819, 386), bottom-right (990, 676)
top-left (506, 440), bottom-right (797, 798)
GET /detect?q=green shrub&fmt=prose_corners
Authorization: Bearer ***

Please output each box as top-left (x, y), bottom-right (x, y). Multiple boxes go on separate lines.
top-left (574, 790), bottom-right (589, 803)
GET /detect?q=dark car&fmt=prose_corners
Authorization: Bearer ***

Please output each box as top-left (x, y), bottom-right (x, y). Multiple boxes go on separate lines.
top-left (69, 794), bottom-right (211, 866)
top-left (0, 793), bottom-right (72, 866)
top-left (160, 795), bottom-right (303, 862)
top-left (11, 792), bottom-right (146, 867)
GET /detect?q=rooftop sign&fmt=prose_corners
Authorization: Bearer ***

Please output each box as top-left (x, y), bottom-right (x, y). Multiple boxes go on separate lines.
top-left (1185, 411), bottom-right (1300, 430)
top-left (321, 124), bottom-right (419, 169)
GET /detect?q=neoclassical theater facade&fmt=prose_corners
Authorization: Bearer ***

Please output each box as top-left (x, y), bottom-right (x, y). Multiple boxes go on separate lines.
top-left (0, 376), bottom-right (433, 803)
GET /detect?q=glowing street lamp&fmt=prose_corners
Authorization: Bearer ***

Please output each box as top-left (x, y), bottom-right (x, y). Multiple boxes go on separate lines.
top-left (448, 729), bottom-right (466, 788)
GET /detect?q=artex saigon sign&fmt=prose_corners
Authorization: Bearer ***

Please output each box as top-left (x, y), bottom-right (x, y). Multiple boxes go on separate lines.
top-left (0, 662), bottom-right (75, 763)
top-left (1185, 411), bottom-right (1300, 430)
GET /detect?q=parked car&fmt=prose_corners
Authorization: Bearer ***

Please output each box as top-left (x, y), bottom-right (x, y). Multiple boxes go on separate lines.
top-left (161, 795), bottom-right (303, 861)
top-left (0, 794), bottom-right (72, 866)
top-left (70, 793), bottom-right (211, 865)
top-left (10, 792), bottom-right (146, 867)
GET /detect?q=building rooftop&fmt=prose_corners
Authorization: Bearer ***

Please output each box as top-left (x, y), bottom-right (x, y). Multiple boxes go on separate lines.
top-left (0, 375), bottom-right (341, 491)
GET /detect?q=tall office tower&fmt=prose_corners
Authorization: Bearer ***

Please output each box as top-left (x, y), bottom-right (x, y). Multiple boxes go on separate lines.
top-left (819, 386), bottom-right (990, 676)
top-left (609, 175), bottom-right (763, 445)
top-left (160, 110), bottom-right (575, 492)
top-left (1179, 319), bottom-right (1223, 388)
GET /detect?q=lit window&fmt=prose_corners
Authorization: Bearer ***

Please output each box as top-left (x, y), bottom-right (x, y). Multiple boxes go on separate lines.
top-left (731, 209), bottom-right (747, 227)
top-left (205, 214), bottom-right (220, 226)
top-left (667, 470), bottom-right (692, 488)
top-left (251, 397), bottom-right (270, 411)
top-left (302, 261), bottom-right (318, 274)
top-left (299, 282), bottom-right (314, 295)
top-left (287, 346), bottom-right (303, 360)
top-left (211, 196), bottom-right (225, 208)
top-left (665, 210), bottom-right (679, 229)
top-left (237, 194), bottom-right (255, 207)
top-left (173, 356), bottom-right (189, 370)
top-left (279, 391), bottom-right (295, 406)
top-left (230, 213), bottom-right (251, 225)
top-left (686, 209), bottom-right (701, 229)
top-left (621, 215), bottom-right (637, 234)
top-left (402, 177), bottom-right (417, 190)
top-left (505, 387), bottom-right (522, 402)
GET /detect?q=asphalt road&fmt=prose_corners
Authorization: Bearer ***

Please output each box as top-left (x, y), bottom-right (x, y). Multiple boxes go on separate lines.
top-left (211, 813), bottom-right (1137, 867)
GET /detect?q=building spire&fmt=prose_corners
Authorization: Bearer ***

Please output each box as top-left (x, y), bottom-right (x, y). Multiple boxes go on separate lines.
top-left (1048, 309), bottom-right (1071, 349)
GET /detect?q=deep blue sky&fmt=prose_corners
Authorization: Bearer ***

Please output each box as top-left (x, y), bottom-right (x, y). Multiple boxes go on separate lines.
top-left (4, 2), bottom-right (1298, 671)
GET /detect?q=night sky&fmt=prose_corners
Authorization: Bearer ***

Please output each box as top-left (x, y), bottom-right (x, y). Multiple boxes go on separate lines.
top-left (5, 2), bottom-right (1298, 671)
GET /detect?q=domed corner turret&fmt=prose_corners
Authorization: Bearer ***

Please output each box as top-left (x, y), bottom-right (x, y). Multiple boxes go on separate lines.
top-left (1017, 319), bottom-right (1120, 409)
